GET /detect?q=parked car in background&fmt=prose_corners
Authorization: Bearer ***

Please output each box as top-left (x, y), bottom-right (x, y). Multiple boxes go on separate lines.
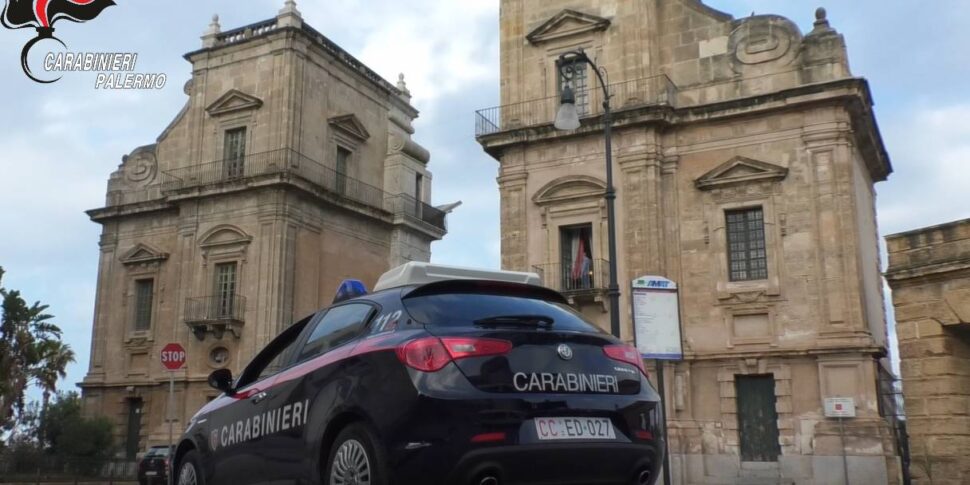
top-left (138, 445), bottom-right (173, 485)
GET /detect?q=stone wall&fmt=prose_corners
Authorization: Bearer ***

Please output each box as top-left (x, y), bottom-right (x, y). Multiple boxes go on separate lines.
top-left (886, 219), bottom-right (970, 485)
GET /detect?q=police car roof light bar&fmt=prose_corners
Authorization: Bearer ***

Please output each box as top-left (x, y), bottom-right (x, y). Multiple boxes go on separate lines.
top-left (333, 279), bottom-right (368, 304)
top-left (374, 261), bottom-right (541, 292)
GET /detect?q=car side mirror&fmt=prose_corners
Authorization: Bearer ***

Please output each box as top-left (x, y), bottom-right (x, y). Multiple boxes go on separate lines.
top-left (207, 369), bottom-right (234, 395)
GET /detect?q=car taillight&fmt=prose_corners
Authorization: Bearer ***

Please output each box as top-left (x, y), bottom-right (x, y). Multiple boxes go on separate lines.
top-left (397, 337), bottom-right (512, 372)
top-left (603, 344), bottom-right (648, 377)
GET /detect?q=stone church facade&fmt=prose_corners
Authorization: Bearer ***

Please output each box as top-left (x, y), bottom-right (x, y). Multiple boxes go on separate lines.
top-left (477, 1), bottom-right (900, 483)
top-left (80, 3), bottom-right (448, 458)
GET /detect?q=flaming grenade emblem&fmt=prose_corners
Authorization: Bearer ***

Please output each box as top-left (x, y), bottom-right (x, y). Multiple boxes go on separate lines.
top-left (1, 0), bottom-right (115, 83)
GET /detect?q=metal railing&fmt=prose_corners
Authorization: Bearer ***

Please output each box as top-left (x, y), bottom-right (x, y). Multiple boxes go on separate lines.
top-left (161, 149), bottom-right (388, 210)
top-left (0, 456), bottom-right (137, 482)
top-left (185, 294), bottom-right (246, 323)
top-left (386, 194), bottom-right (447, 230)
top-left (533, 259), bottom-right (610, 294)
top-left (475, 75), bottom-right (677, 137)
top-left (878, 368), bottom-right (911, 485)
top-left (103, 148), bottom-right (447, 231)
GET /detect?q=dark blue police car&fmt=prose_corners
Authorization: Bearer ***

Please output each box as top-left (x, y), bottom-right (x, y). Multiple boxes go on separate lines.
top-left (173, 263), bottom-right (664, 485)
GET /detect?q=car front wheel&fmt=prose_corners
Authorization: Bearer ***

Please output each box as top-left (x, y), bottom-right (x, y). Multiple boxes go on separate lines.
top-left (176, 450), bottom-right (206, 485)
top-left (325, 424), bottom-right (387, 485)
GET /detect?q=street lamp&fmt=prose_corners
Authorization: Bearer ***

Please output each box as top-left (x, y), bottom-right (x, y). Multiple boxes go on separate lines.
top-left (555, 49), bottom-right (621, 340)
top-left (557, 52), bottom-right (673, 485)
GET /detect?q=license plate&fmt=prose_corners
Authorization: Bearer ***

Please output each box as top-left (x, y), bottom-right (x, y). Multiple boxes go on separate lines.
top-left (145, 472), bottom-right (157, 476)
top-left (534, 417), bottom-right (615, 440)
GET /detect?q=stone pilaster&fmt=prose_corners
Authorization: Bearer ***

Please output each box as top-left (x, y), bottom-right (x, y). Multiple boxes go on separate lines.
top-left (497, 171), bottom-right (529, 272)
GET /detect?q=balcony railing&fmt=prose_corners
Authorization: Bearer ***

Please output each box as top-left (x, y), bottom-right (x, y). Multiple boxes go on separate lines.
top-left (475, 75), bottom-right (677, 137)
top-left (99, 149), bottom-right (447, 231)
top-left (386, 193), bottom-right (447, 230)
top-left (185, 294), bottom-right (246, 324)
top-left (533, 259), bottom-right (610, 294)
top-left (161, 148), bottom-right (386, 209)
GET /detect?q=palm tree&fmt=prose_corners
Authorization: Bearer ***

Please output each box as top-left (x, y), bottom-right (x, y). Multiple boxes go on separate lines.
top-left (32, 339), bottom-right (75, 446)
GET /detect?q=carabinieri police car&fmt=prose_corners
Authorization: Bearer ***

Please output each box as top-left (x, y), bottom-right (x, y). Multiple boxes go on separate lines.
top-left (172, 262), bottom-right (664, 485)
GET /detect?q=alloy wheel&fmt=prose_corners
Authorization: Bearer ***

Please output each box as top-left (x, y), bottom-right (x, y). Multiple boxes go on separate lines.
top-left (177, 462), bottom-right (198, 485)
top-left (330, 438), bottom-right (371, 485)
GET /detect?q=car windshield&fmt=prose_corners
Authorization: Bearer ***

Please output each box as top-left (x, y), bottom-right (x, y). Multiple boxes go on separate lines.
top-left (403, 292), bottom-right (604, 334)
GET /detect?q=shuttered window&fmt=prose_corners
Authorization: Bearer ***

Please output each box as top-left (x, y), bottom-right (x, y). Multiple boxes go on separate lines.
top-left (214, 262), bottom-right (237, 319)
top-left (133, 279), bottom-right (154, 331)
top-left (726, 208), bottom-right (768, 281)
top-left (335, 146), bottom-right (352, 195)
top-left (223, 127), bottom-right (247, 178)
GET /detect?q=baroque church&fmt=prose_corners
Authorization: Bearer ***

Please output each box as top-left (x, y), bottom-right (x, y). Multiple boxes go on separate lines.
top-left (476, 1), bottom-right (900, 483)
top-left (80, 1), bottom-right (449, 459)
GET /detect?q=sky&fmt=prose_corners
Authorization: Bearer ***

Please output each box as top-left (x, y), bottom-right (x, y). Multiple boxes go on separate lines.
top-left (0, 0), bottom-right (968, 399)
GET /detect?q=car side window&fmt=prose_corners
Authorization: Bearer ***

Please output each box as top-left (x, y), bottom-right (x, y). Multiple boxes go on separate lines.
top-left (235, 315), bottom-right (312, 389)
top-left (295, 303), bottom-right (374, 363)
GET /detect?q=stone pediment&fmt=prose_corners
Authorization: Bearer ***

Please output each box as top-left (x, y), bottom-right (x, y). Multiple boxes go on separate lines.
top-left (206, 89), bottom-right (263, 117)
top-left (533, 175), bottom-right (606, 205)
top-left (329, 114), bottom-right (371, 141)
top-left (695, 157), bottom-right (788, 190)
top-left (120, 243), bottom-right (169, 265)
top-left (199, 225), bottom-right (252, 248)
top-left (527, 9), bottom-right (611, 45)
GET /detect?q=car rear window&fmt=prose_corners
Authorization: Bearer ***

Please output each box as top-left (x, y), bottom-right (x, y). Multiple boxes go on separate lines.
top-left (403, 291), bottom-right (605, 334)
top-left (145, 447), bottom-right (170, 457)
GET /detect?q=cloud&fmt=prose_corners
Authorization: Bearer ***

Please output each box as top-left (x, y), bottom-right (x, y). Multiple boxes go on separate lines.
top-left (297, 0), bottom-right (499, 119)
top-left (878, 103), bottom-right (970, 235)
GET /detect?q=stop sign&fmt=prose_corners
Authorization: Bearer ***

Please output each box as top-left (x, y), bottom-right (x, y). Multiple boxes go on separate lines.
top-left (160, 343), bottom-right (186, 370)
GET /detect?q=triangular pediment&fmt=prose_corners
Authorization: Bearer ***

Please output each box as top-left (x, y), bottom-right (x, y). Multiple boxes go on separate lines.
top-left (206, 89), bottom-right (263, 117)
top-left (527, 9), bottom-right (611, 45)
top-left (120, 243), bottom-right (169, 265)
top-left (533, 175), bottom-right (606, 205)
top-left (328, 114), bottom-right (370, 141)
top-left (695, 156), bottom-right (788, 190)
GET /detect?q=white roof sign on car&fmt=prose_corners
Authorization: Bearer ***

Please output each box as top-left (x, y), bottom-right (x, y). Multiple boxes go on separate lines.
top-left (373, 261), bottom-right (541, 291)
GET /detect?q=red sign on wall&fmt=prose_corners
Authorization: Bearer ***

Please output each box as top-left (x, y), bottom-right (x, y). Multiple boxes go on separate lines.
top-left (160, 343), bottom-right (186, 371)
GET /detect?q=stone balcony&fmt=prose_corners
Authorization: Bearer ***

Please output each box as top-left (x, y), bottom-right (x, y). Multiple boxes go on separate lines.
top-left (96, 148), bottom-right (446, 233)
top-left (533, 259), bottom-right (610, 305)
top-left (184, 294), bottom-right (246, 340)
top-left (474, 74), bottom-right (678, 138)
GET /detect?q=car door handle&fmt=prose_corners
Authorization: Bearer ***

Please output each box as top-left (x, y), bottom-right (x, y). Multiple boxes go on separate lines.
top-left (250, 391), bottom-right (268, 404)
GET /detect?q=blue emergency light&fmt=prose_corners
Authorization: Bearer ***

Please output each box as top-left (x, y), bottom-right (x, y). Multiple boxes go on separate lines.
top-left (333, 279), bottom-right (368, 303)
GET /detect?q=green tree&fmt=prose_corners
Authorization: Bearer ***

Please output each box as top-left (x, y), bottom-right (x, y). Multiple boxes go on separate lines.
top-left (0, 266), bottom-right (67, 433)
top-left (31, 339), bottom-right (76, 442)
top-left (43, 392), bottom-right (114, 459)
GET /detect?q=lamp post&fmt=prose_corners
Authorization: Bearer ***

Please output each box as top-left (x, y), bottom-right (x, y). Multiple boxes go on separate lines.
top-left (555, 49), bottom-right (620, 340)
top-left (557, 50), bottom-right (675, 485)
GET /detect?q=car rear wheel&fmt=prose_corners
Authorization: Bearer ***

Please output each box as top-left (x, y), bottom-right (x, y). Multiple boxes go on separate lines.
top-left (176, 450), bottom-right (205, 485)
top-left (325, 424), bottom-right (386, 485)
